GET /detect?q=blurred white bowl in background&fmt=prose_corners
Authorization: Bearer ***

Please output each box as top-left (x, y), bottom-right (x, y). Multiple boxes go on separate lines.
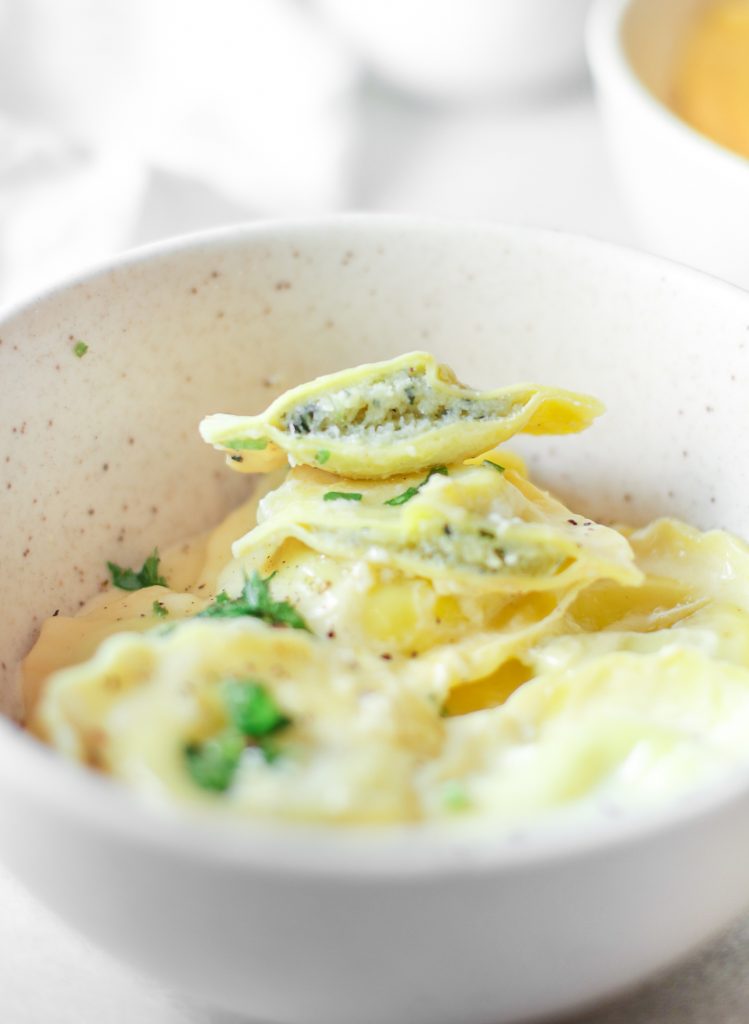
top-left (317, 0), bottom-right (594, 102)
top-left (588, 0), bottom-right (749, 291)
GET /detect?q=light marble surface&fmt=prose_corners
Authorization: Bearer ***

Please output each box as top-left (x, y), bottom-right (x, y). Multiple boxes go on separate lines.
top-left (6, 79), bottom-right (749, 1024)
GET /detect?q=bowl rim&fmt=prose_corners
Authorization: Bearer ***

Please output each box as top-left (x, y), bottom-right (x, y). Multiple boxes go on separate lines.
top-left (586, 0), bottom-right (749, 183)
top-left (6, 213), bottom-right (749, 878)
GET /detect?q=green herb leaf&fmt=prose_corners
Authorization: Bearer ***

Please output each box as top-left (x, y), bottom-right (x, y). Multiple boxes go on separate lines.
top-left (224, 437), bottom-right (268, 451)
top-left (199, 572), bottom-right (310, 631)
top-left (184, 730), bottom-right (245, 792)
top-left (152, 600), bottom-right (168, 618)
top-left (483, 460), bottom-right (505, 473)
top-left (107, 549), bottom-right (167, 591)
top-left (442, 780), bottom-right (471, 812)
top-left (154, 622), bottom-right (177, 638)
top-left (323, 491), bottom-right (363, 502)
top-left (384, 486), bottom-right (419, 507)
top-left (258, 736), bottom-right (284, 764)
top-left (72, 340), bottom-right (88, 358)
top-left (223, 679), bottom-right (291, 738)
top-left (315, 449), bottom-right (331, 464)
top-left (384, 465), bottom-right (448, 506)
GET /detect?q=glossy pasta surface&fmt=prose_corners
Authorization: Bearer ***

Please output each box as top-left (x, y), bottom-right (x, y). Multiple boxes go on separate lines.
top-left (25, 355), bottom-right (749, 827)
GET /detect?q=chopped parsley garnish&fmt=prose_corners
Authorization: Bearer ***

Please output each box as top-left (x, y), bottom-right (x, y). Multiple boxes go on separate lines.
top-left (323, 491), bottom-right (363, 502)
top-left (384, 465), bottom-right (448, 506)
top-left (72, 340), bottom-right (88, 358)
top-left (224, 437), bottom-right (268, 451)
top-left (442, 780), bottom-right (471, 812)
top-left (384, 485), bottom-right (420, 507)
top-left (257, 736), bottom-right (284, 764)
top-left (483, 460), bottom-right (505, 473)
top-left (107, 549), bottom-right (167, 591)
top-left (198, 572), bottom-right (310, 631)
top-left (185, 679), bottom-right (292, 791)
top-left (152, 600), bottom-right (168, 618)
top-left (223, 679), bottom-right (291, 737)
top-left (184, 731), bottom-right (245, 792)
top-left (315, 449), bottom-right (331, 464)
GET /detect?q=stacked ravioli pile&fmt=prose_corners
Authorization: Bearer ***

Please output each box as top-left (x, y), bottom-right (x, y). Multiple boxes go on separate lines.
top-left (26, 353), bottom-right (749, 826)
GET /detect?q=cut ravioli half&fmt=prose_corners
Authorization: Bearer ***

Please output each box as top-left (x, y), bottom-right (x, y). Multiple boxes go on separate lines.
top-left (231, 462), bottom-right (642, 595)
top-left (200, 352), bottom-right (604, 478)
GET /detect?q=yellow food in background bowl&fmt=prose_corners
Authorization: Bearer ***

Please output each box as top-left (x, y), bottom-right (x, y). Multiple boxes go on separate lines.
top-left (673, 0), bottom-right (749, 159)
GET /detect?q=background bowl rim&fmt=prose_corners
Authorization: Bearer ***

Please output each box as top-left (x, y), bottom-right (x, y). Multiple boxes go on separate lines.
top-left (586, 0), bottom-right (749, 182)
top-left (5, 212), bottom-right (749, 877)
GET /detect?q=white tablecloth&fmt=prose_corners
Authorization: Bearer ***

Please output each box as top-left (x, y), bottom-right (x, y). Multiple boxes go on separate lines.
top-left (5, 80), bottom-right (749, 1024)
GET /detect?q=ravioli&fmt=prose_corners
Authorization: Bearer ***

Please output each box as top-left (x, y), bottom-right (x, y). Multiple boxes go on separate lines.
top-left (548, 517), bottom-right (749, 674)
top-left (24, 352), bottom-right (749, 829)
top-left (419, 647), bottom-right (749, 823)
top-left (200, 352), bottom-right (603, 478)
top-left (231, 463), bottom-right (641, 594)
top-left (32, 618), bottom-right (444, 824)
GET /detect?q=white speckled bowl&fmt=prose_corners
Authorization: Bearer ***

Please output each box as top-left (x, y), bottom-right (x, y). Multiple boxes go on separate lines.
top-left (587, 0), bottom-right (749, 291)
top-left (3, 218), bottom-right (749, 1024)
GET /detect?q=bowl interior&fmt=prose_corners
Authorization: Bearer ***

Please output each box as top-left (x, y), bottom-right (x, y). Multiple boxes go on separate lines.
top-left (3, 219), bottom-right (749, 722)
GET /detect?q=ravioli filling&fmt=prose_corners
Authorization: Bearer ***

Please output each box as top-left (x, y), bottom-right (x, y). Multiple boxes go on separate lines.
top-left (281, 367), bottom-right (517, 443)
